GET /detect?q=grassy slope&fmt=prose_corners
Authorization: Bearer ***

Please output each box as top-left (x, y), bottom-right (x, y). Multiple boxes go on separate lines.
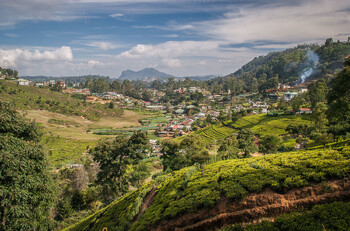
top-left (176, 114), bottom-right (312, 146)
top-left (64, 147), bottom-right (350, 231)
top-left (24, 109), bottom-right (156, 167)
top-left (0, 80), bottom-right (123, 121)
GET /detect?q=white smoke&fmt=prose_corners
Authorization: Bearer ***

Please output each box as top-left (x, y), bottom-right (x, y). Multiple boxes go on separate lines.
top-left (299, 49), bottom-right (319, 83)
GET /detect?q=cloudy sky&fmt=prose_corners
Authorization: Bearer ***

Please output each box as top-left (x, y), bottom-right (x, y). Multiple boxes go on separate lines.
top-left (0, 0), bottom-right (349, 77)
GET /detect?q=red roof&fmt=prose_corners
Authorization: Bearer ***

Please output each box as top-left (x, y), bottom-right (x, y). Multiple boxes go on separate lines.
top-left (300, 108), bottom-right (311, 111)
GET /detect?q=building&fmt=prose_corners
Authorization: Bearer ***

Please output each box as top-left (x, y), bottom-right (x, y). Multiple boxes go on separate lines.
top-left (283, 91), bottom-right (298, 101)
top-left (16, 79), bottom-right (30, 86)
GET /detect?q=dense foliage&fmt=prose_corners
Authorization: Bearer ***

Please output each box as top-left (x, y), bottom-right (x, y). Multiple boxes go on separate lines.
top-left (0, 102), bottom-right (55, 230)
top-left (223, 201), bottom-right (350, 231)
top-left (91, 132), bottom-right (150, 203)
top-left (65, 148), bottom-right (350, 231)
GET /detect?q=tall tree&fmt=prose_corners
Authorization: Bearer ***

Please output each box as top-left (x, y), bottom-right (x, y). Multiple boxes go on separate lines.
top-left (92, 131), bottom-right (149, 202)
top-left (237, 129), bottom-right (257, 157)
top-left (0, 102), bottom-right (55, 230)
top-left (327, 58), bottom-right (350, 128)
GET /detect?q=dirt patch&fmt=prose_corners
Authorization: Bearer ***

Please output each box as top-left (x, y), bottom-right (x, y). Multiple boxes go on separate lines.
top-left (150, 178), bottom-right (350, 231)
top-left (134, 187), bottom-right (158, 222)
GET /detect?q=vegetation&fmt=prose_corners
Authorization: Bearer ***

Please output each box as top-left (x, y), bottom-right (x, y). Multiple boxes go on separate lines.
top-left (43, 136), bottom-right (95, 168)
top-left (0, 103), bottom-right (55, 230)
top-left (65, 148), bottom-right (350, 231)
top-left (161, 134), bottom-right (209, 171)
top-left (91, 132), bottom-right (150, 203)
top-left (223, 201), bottom-right (350, 231)
top-left (0, 80), bottom-right (123, 120)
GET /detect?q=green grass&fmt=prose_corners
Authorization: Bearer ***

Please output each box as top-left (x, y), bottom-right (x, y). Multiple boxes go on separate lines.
top-left (43, 136), bottom-right (96, 168)
top-left (64, 147), bottom-right (350, 231)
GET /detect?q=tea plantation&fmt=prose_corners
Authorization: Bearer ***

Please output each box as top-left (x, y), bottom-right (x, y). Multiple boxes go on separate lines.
top-left (64, 147), bottom-right (350, 231)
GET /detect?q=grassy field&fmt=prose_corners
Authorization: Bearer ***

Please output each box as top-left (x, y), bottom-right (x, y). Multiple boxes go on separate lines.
top-left (23, 109), bottom-right (160, 167)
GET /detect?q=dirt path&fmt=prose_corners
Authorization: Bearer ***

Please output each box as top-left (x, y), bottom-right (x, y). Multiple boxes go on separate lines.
top-left (134, 187), bottom-right (158, 222)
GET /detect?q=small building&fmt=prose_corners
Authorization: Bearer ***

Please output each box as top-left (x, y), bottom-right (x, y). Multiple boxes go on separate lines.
top-left (16, 78), bottom-right (30, 86)
top-left (283, 91), bottom-right (298, 101)
top-left (298, 108), bottom-right (312, 114)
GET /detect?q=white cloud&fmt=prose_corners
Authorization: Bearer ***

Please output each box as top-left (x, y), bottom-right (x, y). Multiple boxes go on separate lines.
top-left (194, 0), bottom-right (350, 45)
top-left (0, 0), bottom-right (70, 26)
top-left (86, 41), bottom-right (120, 50)
top-left (110, 13), bottom-right (124, 18)
top-left (162, 58), bottom-right (181, 67)
top-left (0, 46), bottom-right (73, 68)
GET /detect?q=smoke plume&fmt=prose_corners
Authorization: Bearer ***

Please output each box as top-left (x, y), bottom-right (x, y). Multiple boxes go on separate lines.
top-left (299, 49), bottom-right (319, 83)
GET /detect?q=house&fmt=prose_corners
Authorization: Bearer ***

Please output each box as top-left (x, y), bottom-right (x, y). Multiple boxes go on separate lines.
top-left (16, 78), bottom-right (30, 86)
top-left (298, 108), bottom-right (312, 114)
top-left (197, 112), bottom-right (206, 117)
top-left (59, 81), bottom-right (66, 88)
top-left (175, 109), bottom-right (185, 114)
top-left (283, 91), bottom-right (298, 101)
top-left (82, 88), bottom-right (90, 94)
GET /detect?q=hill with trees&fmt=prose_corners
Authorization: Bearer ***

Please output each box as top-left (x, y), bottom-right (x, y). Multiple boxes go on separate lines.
top-left (204, 39), bottom-right (350, 95)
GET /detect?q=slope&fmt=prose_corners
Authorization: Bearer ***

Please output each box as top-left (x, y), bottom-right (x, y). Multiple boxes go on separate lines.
top-left (0, 80), bottom-right (123, 121)
top-left (63, 147), bottom-right (350, 231)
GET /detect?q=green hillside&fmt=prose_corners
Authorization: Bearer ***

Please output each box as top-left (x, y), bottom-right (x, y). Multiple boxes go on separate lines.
top-left (63, 147), bottom-right (350, 231)
top-left (226, 114), bottom-right (312, 137)
top-left (177, 114), bottom-right (312, 146)
top-left (0, 80), bottom-right (123, 121)
top-left (207, 39), bottom-right (350, 95)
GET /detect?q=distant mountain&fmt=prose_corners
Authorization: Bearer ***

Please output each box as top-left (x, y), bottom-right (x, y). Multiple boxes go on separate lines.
top-left (119, 68), bottom-right (173, 81)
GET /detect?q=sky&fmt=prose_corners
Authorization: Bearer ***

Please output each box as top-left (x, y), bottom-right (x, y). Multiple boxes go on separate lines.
top-left (0, 0), bottom-right (349, 78)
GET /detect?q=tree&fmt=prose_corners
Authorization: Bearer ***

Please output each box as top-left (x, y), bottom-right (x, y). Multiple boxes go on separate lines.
top-left (237, 129), bottom-right (257, 157)
top-left (308, 79), bottom-right (328, 110)
top-left (128, 162), bottom-right (150, 188)
top-left (313, 103), bottom-right (328, 132)
top-left (316, 133), bottom-right (333, 149)
top-left (259, 135), bottom-right (282, 154)
top-left (218, 134), bottom-right (240, 160)
top-left (0, 102), bottom-right (55, 230)
top-left (327, 58), bottom-right (350, 130)
top-left (160, 134), bottom-right (208, 171)
top-left (290, 95), bottom-right (305, 113)
top-left (109, 101), bottom-right (115, 109)
top-left (160, 140), bottom-right (183, 171)
top-left (91, 131), bottom-right (149, 202)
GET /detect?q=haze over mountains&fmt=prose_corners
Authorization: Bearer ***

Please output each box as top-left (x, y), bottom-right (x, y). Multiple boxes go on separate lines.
top-left (21, 68), bottom-right (218, 82)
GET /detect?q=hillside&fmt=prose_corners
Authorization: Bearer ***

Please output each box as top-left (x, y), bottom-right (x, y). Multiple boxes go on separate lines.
top-left (0, 80), bottom-right (122, 121)
top-left (205, 39), bottom-right (350, 95)
top-left (63, 148), bottom-right (350, 231)
top-left (176, 114), bottom-right (312, 146)
top-left (22, 75), bottom-right (111, 83)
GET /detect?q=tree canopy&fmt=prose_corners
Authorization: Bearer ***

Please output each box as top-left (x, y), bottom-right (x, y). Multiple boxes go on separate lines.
top-left (0, 102), bottom-right (55, 230)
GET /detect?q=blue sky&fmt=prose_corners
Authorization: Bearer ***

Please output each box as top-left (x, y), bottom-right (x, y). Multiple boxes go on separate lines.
top-left (0, 0), bottom-right (349, 77)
